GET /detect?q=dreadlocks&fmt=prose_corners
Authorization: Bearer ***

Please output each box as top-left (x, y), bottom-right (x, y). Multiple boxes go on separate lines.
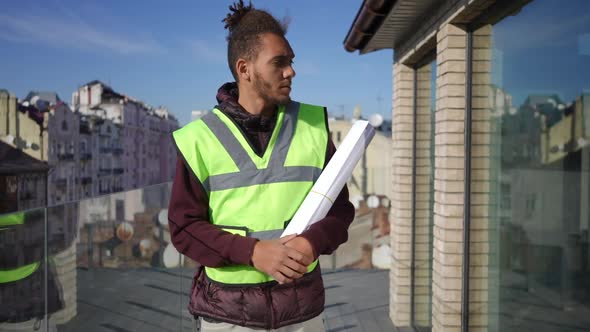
top-left (223, 0), bottom-right (289, 80)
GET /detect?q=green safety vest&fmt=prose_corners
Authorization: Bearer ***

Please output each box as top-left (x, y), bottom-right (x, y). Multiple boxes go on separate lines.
top-left (0, 212), bottom-right (41, 283)
top-left (173, 101), bottom-right (328, 285)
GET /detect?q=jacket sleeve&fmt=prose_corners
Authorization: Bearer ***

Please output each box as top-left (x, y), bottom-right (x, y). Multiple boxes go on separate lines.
top-left (299, 138), bottom-right (356, 258)
top-left (167, 157), bottom-right (258, 267)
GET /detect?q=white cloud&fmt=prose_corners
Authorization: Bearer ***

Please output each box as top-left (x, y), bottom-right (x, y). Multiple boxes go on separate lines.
top-left (494, 14), bottom-right (590, 51)
top-left (187, 40), bottom-right (226, 63)
top-left (0, 12), bottom-right (165, 55)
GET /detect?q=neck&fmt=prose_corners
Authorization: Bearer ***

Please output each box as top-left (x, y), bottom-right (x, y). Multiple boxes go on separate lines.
top-left (237, 83), bottom-right (275, 117)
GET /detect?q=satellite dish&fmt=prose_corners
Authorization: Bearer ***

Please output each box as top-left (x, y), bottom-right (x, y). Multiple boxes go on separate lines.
top-left (116, 222), bottom-right (134, 241)
top-left (158, 209), bottom-right (168, 226)
top-left (163, 244), bottom-right (181, 268)
top-left (371, 244), bottom-right (391, 269)
top-left (367, 195), bottom-right (379, 208)
top-left (368, 114), bottom-right (384, 128)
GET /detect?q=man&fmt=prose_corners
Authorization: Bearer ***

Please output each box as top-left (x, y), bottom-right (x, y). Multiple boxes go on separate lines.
top-left (168, 1), bottom-right (355, 330)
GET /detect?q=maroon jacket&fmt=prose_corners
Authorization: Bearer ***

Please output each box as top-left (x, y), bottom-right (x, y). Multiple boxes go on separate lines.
top-left (168, 82), bottom-right (355, 328)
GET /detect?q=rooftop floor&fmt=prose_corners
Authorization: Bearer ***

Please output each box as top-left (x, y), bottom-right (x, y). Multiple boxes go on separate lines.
top-left (51, 267), bottom-right (394, 332)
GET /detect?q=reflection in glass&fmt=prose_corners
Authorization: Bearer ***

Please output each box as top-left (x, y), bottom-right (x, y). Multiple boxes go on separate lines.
top-left (0, 209), bottom-right (49, 331)
top-left (0, 183), bottom-right (193, 331)
top-left (476, 0), bottom-right (590, 330)
top-left (49, 183), bottom-right (188, 332)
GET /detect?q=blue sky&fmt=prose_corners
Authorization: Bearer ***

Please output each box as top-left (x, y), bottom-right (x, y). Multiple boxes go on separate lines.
top-left (492, 0), bottom-right (590, 107)
top-left (0, 0), bottom-right (393, 126)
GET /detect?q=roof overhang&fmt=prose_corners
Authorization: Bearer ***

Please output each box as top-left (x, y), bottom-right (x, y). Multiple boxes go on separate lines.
top-left (344, 0), bottom-right (444, 54)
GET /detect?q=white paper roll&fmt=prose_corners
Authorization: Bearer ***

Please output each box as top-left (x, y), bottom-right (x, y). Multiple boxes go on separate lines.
top-left (281, 120), bottom-right (375, 236)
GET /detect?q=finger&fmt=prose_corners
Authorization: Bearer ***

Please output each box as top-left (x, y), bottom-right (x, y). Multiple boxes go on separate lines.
top-left (299, 255), bottom-right (313, 266)
top-left (279, 266), bottom-right (302, 280)
top-left (282, 257), bottom-right (307, 275)
top-left (285, 247), bottom-right (306, 263)
top-left (279, 234), bottom-right (297, 244)
top-left (285, 247), bottom-right (313, 266)
top-left (279, 265), bottom-right (303, 281)
top-left (273, 272), bottom-right (293, 284)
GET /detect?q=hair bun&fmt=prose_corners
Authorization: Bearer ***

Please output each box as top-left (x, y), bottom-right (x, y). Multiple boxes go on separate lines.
top-left (223, 0), bottom-right (253, 31)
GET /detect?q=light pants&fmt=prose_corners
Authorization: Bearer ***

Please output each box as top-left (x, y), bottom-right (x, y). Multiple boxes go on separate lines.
top-left (195, 315), bottom-right (325, 332)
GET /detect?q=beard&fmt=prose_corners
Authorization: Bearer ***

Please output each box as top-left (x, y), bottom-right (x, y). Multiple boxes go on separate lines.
top-left (253, 70), bottom-right (291, 106)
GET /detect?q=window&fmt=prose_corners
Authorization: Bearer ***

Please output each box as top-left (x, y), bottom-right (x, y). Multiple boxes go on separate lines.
top-left (471, 1), bottom-right (590, 331)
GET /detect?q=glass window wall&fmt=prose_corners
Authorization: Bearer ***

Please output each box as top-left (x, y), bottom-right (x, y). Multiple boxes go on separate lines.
top-left (472, 1), bottom-right (590, 330)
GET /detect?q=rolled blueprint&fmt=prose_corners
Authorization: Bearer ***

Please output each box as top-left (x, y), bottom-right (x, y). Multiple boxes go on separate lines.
top-left (281, 120), bottom-right (375, 236)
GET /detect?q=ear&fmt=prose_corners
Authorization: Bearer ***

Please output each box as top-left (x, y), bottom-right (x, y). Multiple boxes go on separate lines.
top-left (236, 58), bottom-right (250, 82)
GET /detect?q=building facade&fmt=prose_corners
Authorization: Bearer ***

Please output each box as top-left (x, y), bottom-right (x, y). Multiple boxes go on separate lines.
top-left (329, 115), bottom-right (392, 199)
top-left (1, 89), bottom-right (80, 207)
top-left (0, 141), bottom-right (48, 213)
top-left (27, 92), bottom-right (82, 206)
top-left (346, 0), bottom-right (590, 331)
top-left (72, 81), bottom-right (179, 192)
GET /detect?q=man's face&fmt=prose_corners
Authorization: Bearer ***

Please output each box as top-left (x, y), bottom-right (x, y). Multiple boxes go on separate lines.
top-left (251, 33), bottom-right (296, 106)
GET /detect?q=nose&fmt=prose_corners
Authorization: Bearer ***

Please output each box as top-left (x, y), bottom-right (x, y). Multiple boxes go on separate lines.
top-left (284, 64), bottom-right (296, 80)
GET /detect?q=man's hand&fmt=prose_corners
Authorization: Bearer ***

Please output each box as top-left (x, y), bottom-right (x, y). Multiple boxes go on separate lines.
top-left (284, 236), bottom-right (315, 266)
top-left (251, 234), bottom-right (308, 284)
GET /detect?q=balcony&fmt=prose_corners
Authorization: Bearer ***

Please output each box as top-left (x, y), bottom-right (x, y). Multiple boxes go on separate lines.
top-left (80, 153), bottom-right (92, 161)
top-left (99, 147), bottom-right (112, 154)
top-left (98, 188), bottom-right (111, 195)
top-left (113, 167), bottom-right (124, 175)
top-left (57, 153), bottom-right (75, 160)
top-left (0, 180), bottom-right (393, 331)
top-left (98, 168), bottom-right (112, 176)
top-left (112, 147), bottom-right (124, 155)
top-left (81, 177), bottom-right (93, 185)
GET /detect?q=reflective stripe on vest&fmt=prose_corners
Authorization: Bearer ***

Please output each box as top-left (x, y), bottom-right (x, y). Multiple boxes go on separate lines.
top-left (0, 212), bottom-right (40, 283)
top-left (0, 212), bottom-right (25, 227)
top-left (199, 101), bottom-right (322, 192)
top-left (173, 101), bottom-right (327, 285)
top-left (0, 262), bottom-right (40, 283)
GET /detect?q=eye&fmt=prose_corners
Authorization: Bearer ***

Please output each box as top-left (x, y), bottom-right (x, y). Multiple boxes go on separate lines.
top-left (274, 58), bottom-right (294, 67)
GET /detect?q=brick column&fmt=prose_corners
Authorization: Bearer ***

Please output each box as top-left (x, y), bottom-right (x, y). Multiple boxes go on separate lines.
top-left (432, 23), bottom-right (467, 332)
top-left (414, 62), bottom-right (435, 327)
top-left (390, 62), bottom-right (415, 326)
top-left (432, 22), bottom-right (495, 332)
